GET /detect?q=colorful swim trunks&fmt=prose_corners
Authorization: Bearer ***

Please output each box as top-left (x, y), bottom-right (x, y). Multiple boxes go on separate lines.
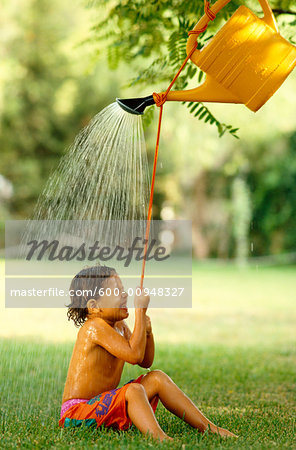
top-left (59, 375), bottom-right (159, 431)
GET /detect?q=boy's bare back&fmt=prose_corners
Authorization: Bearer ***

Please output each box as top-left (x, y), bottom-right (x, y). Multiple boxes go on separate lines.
top-left (62, 318), bottom-right (130, 402)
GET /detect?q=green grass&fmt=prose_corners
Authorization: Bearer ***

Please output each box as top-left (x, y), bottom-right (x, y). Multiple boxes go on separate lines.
top-left (1, 261), bottom-right (296, 448)
top-left (0, 338), bottom-right (295, 449)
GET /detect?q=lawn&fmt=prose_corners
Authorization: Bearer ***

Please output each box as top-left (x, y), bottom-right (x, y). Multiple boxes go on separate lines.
top-left (1, 261), bottom-right (296, 448)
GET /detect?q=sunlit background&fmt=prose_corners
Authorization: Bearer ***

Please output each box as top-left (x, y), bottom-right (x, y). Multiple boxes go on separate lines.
top-left (1, 0), bottom-right (295, 341)
top-left (0, 1), bottom-right (296, 446)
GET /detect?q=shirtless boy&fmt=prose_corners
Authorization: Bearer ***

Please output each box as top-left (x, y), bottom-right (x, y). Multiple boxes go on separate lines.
top-left (59, 265), bottom-right (237, 441)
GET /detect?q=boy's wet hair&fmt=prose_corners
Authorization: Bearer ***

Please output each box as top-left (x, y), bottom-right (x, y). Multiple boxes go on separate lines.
top-left (67, 265), bottom-right (116, 327)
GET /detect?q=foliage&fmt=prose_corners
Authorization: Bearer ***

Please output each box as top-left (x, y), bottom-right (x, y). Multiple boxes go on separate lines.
top-left (248, 130), bottom-right (296, 255)
top-left (0, 0), bottom-right (70, 218)
top-left (231, 176), bottom-right (252, 264)
top-left (85, 0), bottom-right (296, 137)
top-left (0, 0), bottom-right (118, 220)
top-left (1, 0), bottom-right (295, 259)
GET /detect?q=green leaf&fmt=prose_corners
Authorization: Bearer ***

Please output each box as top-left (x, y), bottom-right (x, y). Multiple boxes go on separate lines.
top-left (198, 70), bottom-right (204, 83)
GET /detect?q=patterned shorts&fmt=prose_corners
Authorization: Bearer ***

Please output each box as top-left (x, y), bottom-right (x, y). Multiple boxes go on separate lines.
top-left (59, 375), bottom-right (159, 431)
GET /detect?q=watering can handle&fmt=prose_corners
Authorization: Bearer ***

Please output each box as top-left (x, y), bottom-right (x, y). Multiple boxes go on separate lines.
top-left (187, 0), bottom-right (278, 54)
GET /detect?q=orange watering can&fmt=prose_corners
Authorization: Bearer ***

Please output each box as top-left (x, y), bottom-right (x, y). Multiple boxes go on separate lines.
top-left (117, 0), bottom-right (296, 114)
top-left (116, 0), bottom-right (296, 289)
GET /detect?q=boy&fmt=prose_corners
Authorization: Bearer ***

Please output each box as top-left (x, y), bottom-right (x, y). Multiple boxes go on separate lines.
top-left (59, 265), bottom-right (237, 441)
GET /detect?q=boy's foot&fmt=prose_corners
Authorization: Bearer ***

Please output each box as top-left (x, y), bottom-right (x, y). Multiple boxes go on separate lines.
top-left (147, 432), bottom-right (173, 442)
top-left (162, 435), bottom-right (174, 442)
top-left (208, 424), bottom-right (238, 438)
top-left (216, 427), bottom-right (238, 438)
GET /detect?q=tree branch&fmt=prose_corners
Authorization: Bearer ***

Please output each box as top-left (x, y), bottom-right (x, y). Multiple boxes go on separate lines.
top-left (272, 8), bottom-right (296, 16)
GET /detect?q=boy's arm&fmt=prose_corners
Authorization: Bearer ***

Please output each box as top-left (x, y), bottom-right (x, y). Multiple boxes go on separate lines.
top-left (89, 309), bottom-right (147, 365)
top-left (139, 333), bottom-right (154, 368)
top-left (123, 316), bottom-right (154, 368)
top-left (89, 290), bottom-right (150, 365)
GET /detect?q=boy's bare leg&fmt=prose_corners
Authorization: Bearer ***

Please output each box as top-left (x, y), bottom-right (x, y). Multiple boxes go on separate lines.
top-left (125, 383), bottom-right (173, 441)
top-left (140, 370), bottom-right (238, 438)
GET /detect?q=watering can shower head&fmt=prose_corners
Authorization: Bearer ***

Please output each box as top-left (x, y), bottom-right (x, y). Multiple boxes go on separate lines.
top-left (117, 0), bottom-right (296, 115)
top-left (116, 95), bottom-right (155, 115)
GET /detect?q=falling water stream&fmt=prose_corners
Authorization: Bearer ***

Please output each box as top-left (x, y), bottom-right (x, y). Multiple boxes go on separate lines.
top-left (21, 102), bottom-right (151, 249)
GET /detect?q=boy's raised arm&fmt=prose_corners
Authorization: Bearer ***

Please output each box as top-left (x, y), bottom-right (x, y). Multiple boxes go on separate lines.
top-left (138, 315), bottom-right (155, 368)
top-left (89, 289), bottom-right (149, 365)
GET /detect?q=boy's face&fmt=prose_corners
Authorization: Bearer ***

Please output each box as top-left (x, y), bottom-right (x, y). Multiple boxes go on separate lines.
top-left (92, 273), bottom-right (129, 323)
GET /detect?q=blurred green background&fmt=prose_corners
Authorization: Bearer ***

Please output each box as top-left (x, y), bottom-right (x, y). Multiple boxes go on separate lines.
top-left (1, 0), bottom-right (296, 264)
top-left (1, 1), bottom-right (296, 447)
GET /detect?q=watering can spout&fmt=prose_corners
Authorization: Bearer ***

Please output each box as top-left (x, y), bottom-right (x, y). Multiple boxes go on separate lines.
top-left (116, 95), bottom-right (155, 115)
top-left (116, 76), bottom-right (242, 116)
top-left (164, 76), bottom-right (241, 104)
